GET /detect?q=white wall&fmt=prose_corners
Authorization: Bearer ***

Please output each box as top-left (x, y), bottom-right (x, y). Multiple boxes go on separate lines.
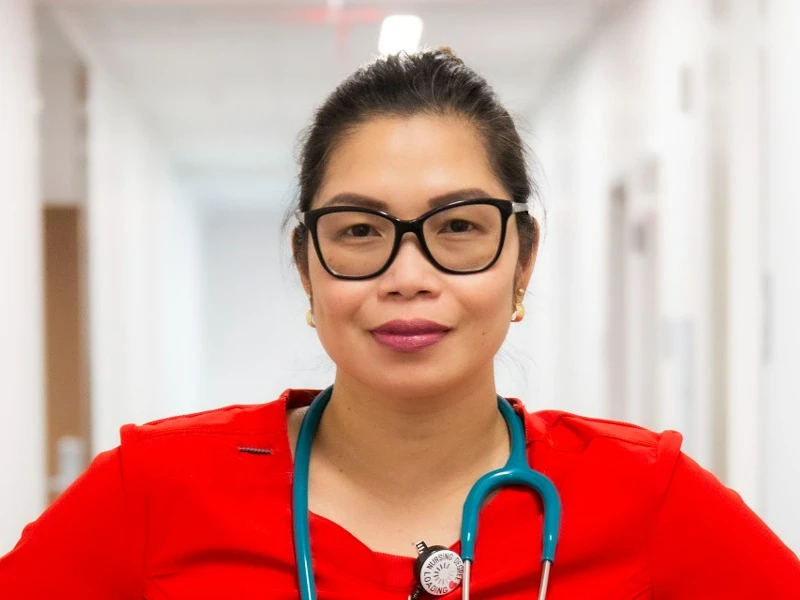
top-left (763, 0), bottom-right (800, 554)
top-left (532, 0), bottom-right (712, 433)
top-left (86, 69), bottom-right (204, 452)
top-left (530, 0), bottom-right (799, 550)
top-left (39, 52), bottom-right (84, 205)
top-left (0, 0), bottom-right (45, 552)
top-left (202, 209), bottom-right (332, 409)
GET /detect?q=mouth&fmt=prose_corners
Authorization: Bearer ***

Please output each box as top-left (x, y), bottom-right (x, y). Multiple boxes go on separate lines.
top-left (370, 319), bottom-right (451, 353)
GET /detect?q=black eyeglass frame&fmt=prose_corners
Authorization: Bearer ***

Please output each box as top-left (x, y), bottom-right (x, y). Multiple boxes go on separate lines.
top-left (295, 198), bottom-right (530, 281)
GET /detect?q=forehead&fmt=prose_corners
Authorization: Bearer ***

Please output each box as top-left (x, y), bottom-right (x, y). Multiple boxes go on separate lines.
top-left (314, 114), bottom-right (508, 217)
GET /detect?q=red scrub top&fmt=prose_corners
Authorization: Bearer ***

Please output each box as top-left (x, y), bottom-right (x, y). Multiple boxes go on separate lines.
top-left (1, 388), bottom-right (799, 599)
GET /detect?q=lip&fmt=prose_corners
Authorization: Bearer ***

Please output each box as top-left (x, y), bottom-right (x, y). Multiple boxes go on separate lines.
top-left (370, 319), bottom-right (451, 353)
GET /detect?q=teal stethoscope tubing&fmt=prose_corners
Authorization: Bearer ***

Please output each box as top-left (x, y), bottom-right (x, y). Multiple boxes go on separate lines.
top-left (292, 386), bottom-right (562, 600)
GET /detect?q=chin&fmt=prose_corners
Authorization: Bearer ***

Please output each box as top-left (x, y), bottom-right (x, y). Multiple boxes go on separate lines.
top-left (360, 363), bottom-right (469, 400)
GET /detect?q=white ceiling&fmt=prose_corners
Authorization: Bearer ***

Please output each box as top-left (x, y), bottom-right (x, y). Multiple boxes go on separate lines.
top-left (41, 0), bottom-right (625, 209)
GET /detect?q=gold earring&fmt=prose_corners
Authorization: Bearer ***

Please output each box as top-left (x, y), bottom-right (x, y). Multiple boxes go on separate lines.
top-left (511, 288), bottom-right (525, 323)
top-left (306, 295), bottom-right (315, 328)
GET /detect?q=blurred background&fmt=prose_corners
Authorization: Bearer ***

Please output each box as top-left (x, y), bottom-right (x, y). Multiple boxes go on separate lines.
top-left (1, 0), bottom-right (799, 554)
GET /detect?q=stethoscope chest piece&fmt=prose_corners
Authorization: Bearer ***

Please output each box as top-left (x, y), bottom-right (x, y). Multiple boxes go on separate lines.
top-left (411, 540), bottom-right (464, 598)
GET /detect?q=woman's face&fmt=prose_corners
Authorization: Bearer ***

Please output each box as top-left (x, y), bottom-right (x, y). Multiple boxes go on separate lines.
top-left (301, 114), bottom-right (535, 399)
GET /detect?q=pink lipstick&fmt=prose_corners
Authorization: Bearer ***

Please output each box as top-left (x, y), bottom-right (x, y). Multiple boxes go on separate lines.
top-left (370, 319), bottom-right (451, 353)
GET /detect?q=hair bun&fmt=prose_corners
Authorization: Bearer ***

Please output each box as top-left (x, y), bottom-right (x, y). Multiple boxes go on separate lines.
top-left (436, 46), bottom-right (464, 63)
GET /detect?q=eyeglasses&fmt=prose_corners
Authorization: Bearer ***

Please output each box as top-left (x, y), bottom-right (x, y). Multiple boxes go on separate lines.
top-left (295, 198), bottom-right (529, 280)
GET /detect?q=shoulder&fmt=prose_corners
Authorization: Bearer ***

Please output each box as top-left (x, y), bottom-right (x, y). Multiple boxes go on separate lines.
top-left (114, 389), bottom-right (320, 483)
top-left (532, 409), bottom-right (682, 455)
top-left (119, 396), bottom-right (284, 452)
top-left (523, 407), bottom-right (685, 503)
top-left (119, 388), bottom-right (319, 444)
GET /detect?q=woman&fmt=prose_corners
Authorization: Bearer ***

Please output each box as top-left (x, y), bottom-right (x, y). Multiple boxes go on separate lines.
top-left (1, 47), bottom-right (799, 600)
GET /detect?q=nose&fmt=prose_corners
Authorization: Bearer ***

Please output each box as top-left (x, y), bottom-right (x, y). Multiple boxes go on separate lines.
top-left (377, 232), bottom-right (442, 299)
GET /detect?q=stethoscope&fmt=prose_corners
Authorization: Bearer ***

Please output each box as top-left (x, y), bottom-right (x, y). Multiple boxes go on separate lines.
top-left (292, 387), bottom-right (562, 600)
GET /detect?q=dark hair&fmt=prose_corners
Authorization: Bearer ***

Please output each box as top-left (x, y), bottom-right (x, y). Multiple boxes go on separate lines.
top-left (289, 46), bottom-right (539, 278)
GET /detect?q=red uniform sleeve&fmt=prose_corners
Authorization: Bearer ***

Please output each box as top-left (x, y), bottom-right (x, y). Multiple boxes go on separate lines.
top-left (0, 444), bottom-right (145, 598)
top-left (650, 450), bottom-right (800, 598)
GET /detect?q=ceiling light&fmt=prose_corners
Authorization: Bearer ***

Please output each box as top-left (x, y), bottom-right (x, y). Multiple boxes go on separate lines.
top-left (378, 15), bottom-right (423, 55)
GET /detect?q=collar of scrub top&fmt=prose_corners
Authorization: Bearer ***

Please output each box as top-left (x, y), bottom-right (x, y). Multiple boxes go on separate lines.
top-left (291, 386), bottom-right (562, 600)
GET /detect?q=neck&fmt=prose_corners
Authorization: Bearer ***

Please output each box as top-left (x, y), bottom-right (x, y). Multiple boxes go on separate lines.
top-left (314, 367), bottom-right (511, 506)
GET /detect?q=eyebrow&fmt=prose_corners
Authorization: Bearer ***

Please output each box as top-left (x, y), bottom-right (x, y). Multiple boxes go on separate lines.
top-left (318, 188), bottom-right (494, 211)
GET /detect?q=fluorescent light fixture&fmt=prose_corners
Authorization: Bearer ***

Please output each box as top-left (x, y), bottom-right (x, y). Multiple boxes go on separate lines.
top-left (378, 15), bottom-right (423, 55)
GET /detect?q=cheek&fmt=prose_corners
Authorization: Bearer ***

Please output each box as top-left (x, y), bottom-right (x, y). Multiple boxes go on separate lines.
top-left (309, 268), bottom-right (369, 328)
top-left (316, 288), bottom-right (359, 321)
top-left (312, 285), bottom-right (365, 363)
top-left (307, 252), bottom-right (342, 315)
top-left (464, 300), bottom-right (512, 364)
top-left (459, 275), bottom-right (514, 333)
top-left (461, 256), bottom-right (518, 345)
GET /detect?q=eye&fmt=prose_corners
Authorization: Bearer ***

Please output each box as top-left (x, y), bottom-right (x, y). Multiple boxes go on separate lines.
top-left (344, 223), bottom-right (379, 237)
top-left (441, 219), bottom-right (475, 234)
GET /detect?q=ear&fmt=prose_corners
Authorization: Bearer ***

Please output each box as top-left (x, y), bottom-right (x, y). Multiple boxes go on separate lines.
top-left (299, 271), bottom-right (312, 302)
top-left (515, 217), bottom-right (539, 293)
top-left (292, 226), bottom-right (314, 301)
